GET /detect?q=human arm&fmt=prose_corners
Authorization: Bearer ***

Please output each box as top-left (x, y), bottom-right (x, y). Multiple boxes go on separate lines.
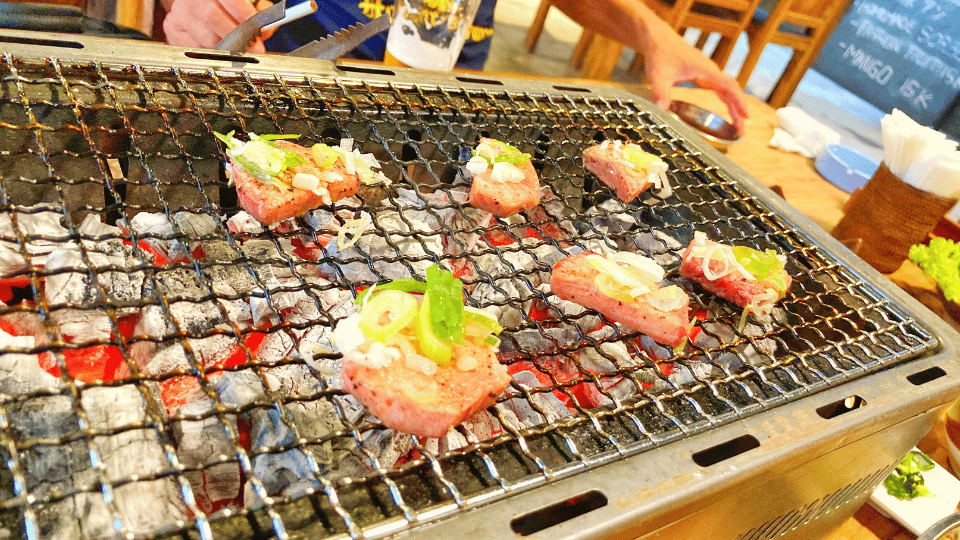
top-left (549, 0), bottom-right (748, 132)
top-left (162, 0), bottom-right (276, 53)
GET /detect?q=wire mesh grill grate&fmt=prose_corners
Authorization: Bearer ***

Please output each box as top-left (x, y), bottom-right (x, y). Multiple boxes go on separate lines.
top-left (0, 55), bottom-right (937, 540)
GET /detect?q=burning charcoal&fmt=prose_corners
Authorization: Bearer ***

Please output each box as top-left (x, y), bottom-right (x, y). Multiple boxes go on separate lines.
top-left (45, 244), bottom-right (147, 314)
top-left (173, 399), bottom-right (242, 513)
top-left (226, 211), bottom-right (265, 235)
top-left (460, 410), bottom-right (505, 444)
top-left (498, 371), bottom-right (571, 428)
top-left (51, 309), bottom-right (112, 345)
top-left (324, 210), bottom-right (442, 283)
top-left (241, 240), bottom-right (296, 284)
top-left (153, 268), bottom-right (226, 336)
top-left (472, 278), bottom-right (526, 329)
top-left (126, 211), bottom-right (187, 262)
top-left (0, 205), bottom-right (71, 274)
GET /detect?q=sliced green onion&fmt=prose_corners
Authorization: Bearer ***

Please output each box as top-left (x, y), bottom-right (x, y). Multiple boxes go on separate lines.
top-left (622, 145), bottom-right (662, 171)
top-left (463, 306), bottom-right (503, 335)
top-left (472, 139), bottom-right (531, 166)
top-left (353, 278), bottom-right (427, 304)
top-left (426, 264), bottom-right (465, 344)
top-left (733, 246), bottom-right (787, 292)
top-left (215, 131), bottom-right (307, 182)
top-left (482, 335), bottom-right (501, 348)
top-left (259, 134), bottom-right (301, 141)
top-left (358, 290), bottom-right (417, 343)
top-left (415, 292), bottom-right (453, 366)
top-left (311, 143), bottom-right (338, 168)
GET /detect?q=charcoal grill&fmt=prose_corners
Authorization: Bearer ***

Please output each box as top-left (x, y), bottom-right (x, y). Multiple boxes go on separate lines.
top-left (0, 30), bottom-right (957, 540)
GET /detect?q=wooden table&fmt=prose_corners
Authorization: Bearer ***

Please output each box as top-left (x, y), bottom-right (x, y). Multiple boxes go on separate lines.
top-left (665, 84), bottom-right (957, 540)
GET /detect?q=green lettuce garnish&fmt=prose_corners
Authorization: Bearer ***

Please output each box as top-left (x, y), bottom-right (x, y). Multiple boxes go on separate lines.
top-left (884, 450), bottom-right (935, 500)
top-left (910, 238), bottom-right (960, 303)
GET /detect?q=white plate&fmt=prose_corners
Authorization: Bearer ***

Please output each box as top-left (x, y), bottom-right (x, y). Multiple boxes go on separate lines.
top-left (869, 448), bottom-right (960, 535)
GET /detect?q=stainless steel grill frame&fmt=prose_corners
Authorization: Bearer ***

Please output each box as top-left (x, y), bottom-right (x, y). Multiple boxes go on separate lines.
top-left (0, 30), bottom-right (955, 540)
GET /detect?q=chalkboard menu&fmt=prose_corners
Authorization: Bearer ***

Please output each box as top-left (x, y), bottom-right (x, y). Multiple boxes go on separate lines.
top-left (814, 0), bottom-right (960, 127)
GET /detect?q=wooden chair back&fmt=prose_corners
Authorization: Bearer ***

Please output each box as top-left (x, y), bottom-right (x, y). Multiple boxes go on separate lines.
top-left (736, 0), bottom-right (852, 107)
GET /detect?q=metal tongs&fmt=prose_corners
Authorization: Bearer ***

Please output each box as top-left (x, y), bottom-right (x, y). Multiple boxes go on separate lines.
top-left (215, 0), bottom-right (391, 60)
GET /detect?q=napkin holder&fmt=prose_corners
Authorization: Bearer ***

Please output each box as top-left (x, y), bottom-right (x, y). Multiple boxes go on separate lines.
top-left (832, 163), bottom-right (957, 273)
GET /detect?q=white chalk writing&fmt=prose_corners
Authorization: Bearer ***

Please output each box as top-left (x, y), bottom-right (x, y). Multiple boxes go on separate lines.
top-left (852, 17), bottom-right (906, 52)
top-left (903, 42), bottom-right (960, 89)
top-left (856, 2), bottom-right (918, 33)
top-left (843, 44), bottom-right (896, 85)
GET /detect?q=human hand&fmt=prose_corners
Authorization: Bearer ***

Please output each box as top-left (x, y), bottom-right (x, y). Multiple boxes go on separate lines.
top-left (163, 0), bottom-right (276, 53)
top-left (640, 16), bottom-right (748, 133)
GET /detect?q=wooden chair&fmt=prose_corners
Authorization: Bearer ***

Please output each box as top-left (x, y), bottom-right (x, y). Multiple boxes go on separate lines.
top-left (735, 0), bottom-right (852, 108)
top-left (577, 0), bottom-right (764, 81)
top-left (523, 0), bottom-right (554, 53)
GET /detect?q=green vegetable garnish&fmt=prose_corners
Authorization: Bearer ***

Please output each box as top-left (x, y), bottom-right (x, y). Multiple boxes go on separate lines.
top-left (732, 246), bottom-right (787, 292)
top-left (622, 145), bottom-right (662, 171)
top-left (884, 450), bottom-right (935, 500)
top-left (215, 130), bottom-right (306, 183)
top-left (355, 265), bottom-right (501, 366)
top-left (311, 143), bottom-right (338, 169)
top-left (415, 292), bottom-right (453, 367)
top-left (473, 139), bottom-right (531, 166)
top-left (355, 279), bottom-right (428, 305)
top-left (426, 264), bottom-right (465, 344)
top-left (358, 290), bottom-right (417, 343)
top-left (910, 238), bottom-right (960, 303)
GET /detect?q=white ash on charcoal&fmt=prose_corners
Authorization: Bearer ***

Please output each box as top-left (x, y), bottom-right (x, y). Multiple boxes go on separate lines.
top-left (227, 211), bottom-right (265, 235)
top-left (0, 205), bottom-right (71, 275)
top-left (578, 329), bottom-right (639, 374)
top-left (150, 267), bottom-right (228, 336)
top-left (585, 200), bottom-right (638, 239)
top-left (321, 209), bottom-right (442, 283)
top-left (471, 271), bottom-right (532, 329)
top-left (583, 375), bottom-right (646, 408)
top-left (498, 326), bottom-right (585, 361)
top-left (172, 210), bottom-right (219, 239)
top-left (44, 243), bottom-right (147, 314)
top-left (76, 214), bottom-right (122, 246)
top-left (123, 212), bottom-right (187, 262)
top-left (259, 326), bottom-right (365, 425)
top-left (497, 371), bottom-right (570, 429)
top-left (241, 239), bottom-right (298, 282)
top-left (244, 408), bottom-right (321, 497)
top-left (633, 230), bottom-right (684, 268)
top-left (302, 208), bottom-right (336, 232)
top-left (172, 398), bottom-right (242, 513)
top-left (460, 410), bottom-right (505, 445)
top-left (31, 385), bottom-right (187, 539)
top-left (695, 313), bottom-right (778, 365)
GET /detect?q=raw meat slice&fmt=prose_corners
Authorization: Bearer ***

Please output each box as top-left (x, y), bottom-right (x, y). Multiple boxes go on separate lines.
top-left (230, 140), bottom-right (361, 225)
top-left (679, 234), bottom-right (791, 318)
top-left (468, 138), bottom-right (541, 218)
top-left (583, 140), bottom-right (669, 202)
top-left (550, 251), bottom-right (690, 347)
top-left (340, 340), bottom-right (511, 438)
